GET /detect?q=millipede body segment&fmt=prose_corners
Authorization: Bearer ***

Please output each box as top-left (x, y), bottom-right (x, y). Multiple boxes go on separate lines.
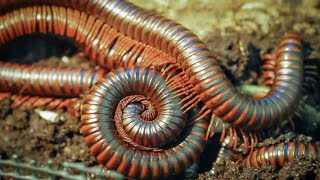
top-left (0, 5), bottom-right (174, 70)
top-left (0, 62), bottom-right (105, 97)
top-left (81, 67), bottom-right (208, 179)
top-left (0, 0), bottom-right (316, 179)
top-left (0, 1), bottom-right (304, 131)
top-left (243, 142), bottom-right (320, 168)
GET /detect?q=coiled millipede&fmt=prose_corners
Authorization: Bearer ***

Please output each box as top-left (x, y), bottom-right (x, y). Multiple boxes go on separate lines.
top-left (0, 0), bottom-right (318, 179)
top-left (81, 67), bottom-right (208, 179)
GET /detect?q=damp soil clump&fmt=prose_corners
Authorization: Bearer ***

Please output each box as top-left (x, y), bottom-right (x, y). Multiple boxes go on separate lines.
top-left (0, 98), bottom-right (97, 168)
top-left (198, 156), bottom-right (320, 180)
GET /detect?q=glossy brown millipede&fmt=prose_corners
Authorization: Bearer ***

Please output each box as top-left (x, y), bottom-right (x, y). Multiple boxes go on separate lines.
top-left (0, 4), bottom-right (176, 118)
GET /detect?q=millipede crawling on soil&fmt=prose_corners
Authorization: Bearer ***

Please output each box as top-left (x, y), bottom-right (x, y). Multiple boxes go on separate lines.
top-left (243, 142), bottom-right (320, 169)
top-left (0, 0), bottom-right (318, 179)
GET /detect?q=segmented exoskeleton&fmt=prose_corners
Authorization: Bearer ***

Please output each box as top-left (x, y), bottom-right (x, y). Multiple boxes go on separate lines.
top-left (243, 142), bottom-right (320, 168)
top-left (0, 1), bottom-right (304, 131)
top-left (81, 67), bottom-right (208, 179)
top-left (262, 54), bottom-right (318, 95)
top-left (0, 62), bottom-right (105, 97)
top-left (0, 4), bottom-right (177, 115)
top-left (0, 0), bottom-right (312, 179)
top-left (0, 5), bottom-right (175, 70)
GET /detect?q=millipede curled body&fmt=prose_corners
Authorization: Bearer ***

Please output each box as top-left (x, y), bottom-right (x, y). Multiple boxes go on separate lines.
top-left (81, 67), bottom-right (208, 179)
top-left (0, 4), bottom-right (175, 113)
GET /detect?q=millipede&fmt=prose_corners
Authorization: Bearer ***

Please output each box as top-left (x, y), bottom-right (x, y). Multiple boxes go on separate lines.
top-left (0, 1), bottom-right (304, 130)
top-left (1, 0), bottom-right (303, 130)
top-left (262, 53), bottom-right (319, 94)
top-left (0, 5), bottom-right (175, 70)
top-left (81, 67), bottom-right (208, 179)
top-left (242, 142), bottom-right (320, 169)
top-left (0, 61), bottom-right (105, 97)
top-left (0, 0), bottom-right (317, 179)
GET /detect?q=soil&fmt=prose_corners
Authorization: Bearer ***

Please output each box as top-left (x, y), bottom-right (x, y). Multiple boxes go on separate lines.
top-left (0, 0), bottom-right (320, 180)
top-left (0, 98), bottom-right (97, 168)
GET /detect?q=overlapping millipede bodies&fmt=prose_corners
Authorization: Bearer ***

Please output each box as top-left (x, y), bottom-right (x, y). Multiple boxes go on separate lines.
top-left (0, 0), bottom-right (316, 179)
top-left (0, 0), bottom-right (305, 130)
top-left (0, 5), bottom-right (175, 70)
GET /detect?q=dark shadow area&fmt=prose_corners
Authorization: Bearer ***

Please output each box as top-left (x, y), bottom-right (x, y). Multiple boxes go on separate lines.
top-left (0, 33), bottom-right (78, 64)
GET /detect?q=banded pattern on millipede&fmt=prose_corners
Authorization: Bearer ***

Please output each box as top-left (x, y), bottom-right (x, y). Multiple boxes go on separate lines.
top-left (0, 0), bottom-right (312, 178)
top-left (0, 62), bottom-right (105, 97)
top-left (243, 142), bottom-right (320, 168)
top-left (0, 5), bottom-right (174, 70)
top-left (0, 0), bottom-right (304, 130)
top-left (81, 67), bottom-right (208, 179)
top-left (262, 54), bottom-right (319, 94)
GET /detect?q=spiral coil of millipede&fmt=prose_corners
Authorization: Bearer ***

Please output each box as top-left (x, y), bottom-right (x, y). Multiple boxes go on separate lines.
top-left (0, 0), bottom-right (319, 179)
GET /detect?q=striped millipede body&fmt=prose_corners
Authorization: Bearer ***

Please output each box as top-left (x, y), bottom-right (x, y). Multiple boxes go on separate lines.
top-left (0, 5), bottom-right (175, 70)
top-left (0, 61), bottom-right (99, 115)
top-left (262, 54), bottom-right (319, 94)
top-left (0, 61), bottom-right (105, 97)
top-left (205, 33), bottom-right (304, 152)
top-left (0, 0), bottom-right (304, 131)
top-left (81, 67), bottom-right (208, 179)
top-left (0, 4), bottom-right (176, 114)
top-left (0, 0), bottom-right (316, 178)
top-left (243, 142), bottom-right (320, 168)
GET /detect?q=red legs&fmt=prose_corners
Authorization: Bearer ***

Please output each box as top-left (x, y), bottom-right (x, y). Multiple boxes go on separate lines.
top-left (5, 94), bottom-right (82, 116)
top-left (0, 92), bottom-right (12, 101)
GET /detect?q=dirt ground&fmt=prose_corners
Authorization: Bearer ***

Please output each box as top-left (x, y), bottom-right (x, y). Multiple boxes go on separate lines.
top-left (0, 0), bottom-right (320, 179)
